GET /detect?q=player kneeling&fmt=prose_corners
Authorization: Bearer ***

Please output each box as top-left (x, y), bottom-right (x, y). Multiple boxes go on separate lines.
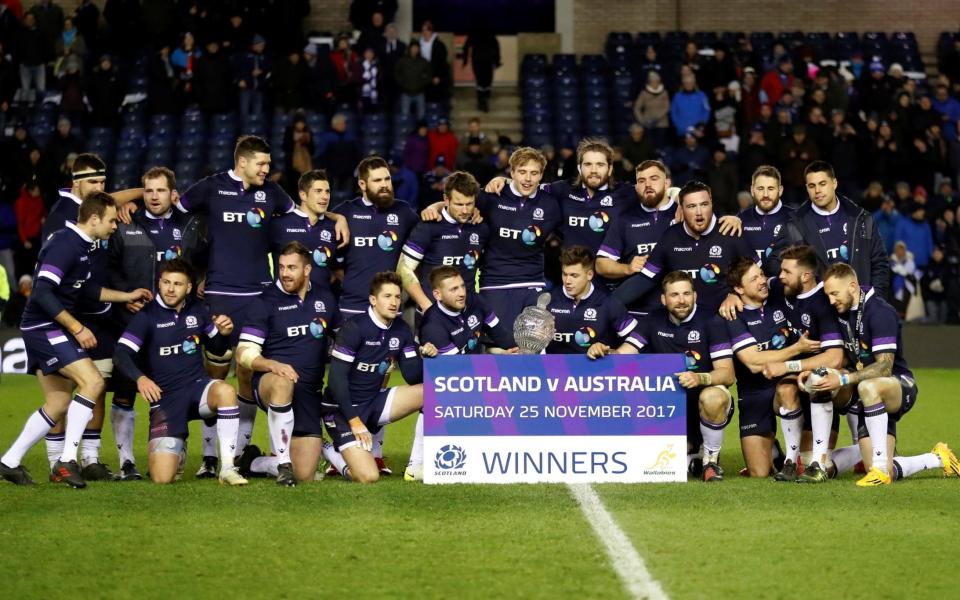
top-left (589, 271), bottom-right (736, 482)
top-left (113, 259), bottom-right (247, 485)
top-left (321, 272), bottom-right (437, 483)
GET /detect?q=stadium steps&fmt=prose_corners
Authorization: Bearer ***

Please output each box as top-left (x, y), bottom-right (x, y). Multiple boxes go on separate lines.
top-left (451, 85), bottom-right (523, 145)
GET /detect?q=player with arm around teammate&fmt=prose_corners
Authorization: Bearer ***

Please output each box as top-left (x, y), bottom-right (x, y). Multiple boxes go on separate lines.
top-left (0, 193), bottom-right (151, 487)
top-left (589, 271), bottom-right (736, 482)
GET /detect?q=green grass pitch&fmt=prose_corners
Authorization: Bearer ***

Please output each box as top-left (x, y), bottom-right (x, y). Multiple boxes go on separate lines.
top-left (1, 369), bottom-right (959, 599)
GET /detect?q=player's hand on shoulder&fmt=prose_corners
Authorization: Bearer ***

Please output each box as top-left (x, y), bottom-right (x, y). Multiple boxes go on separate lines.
top-left (117, 202), bottom-right (139, 225)
top-left (719, 293), bottom-right (743, 321)
top-left (587, 342), bottom-right (611, 360)
top-left (484, 177), bottom-right (507, 194)
top-left (196, 278), bottom-right (206, 299)
top-left (717, 215), bottom-right (743, 237)
top-left (212, 314), bottom-right (234, 336)
top-left (470, 207), bottom-right (483, 225)
top-left (127, 288), bottom-right (153, 304)
top-left (420, 202), bottom-right (444, 221)
top-left (330, 212), bottom-right (350, 248)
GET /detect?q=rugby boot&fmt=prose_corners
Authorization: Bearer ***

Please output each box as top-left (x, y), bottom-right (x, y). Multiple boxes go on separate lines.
top-left (276, 462), bottom-right (297, 487)
top-left (702, 462), bottom-right (724, 482)
top-left (931, 442), bottom-right (960, 477)
top-left (116, 460), bottom-right (142, 481)
top-left (0, 461), bottom-right (35, 485)
top-left (856, 466), bottom-right (892, 487)
top-left (80, 462), bottom-right (114, 481)
top-left (797, 461), bottom-right (830, 483)
top-left (774, 459), bottom-right (799, 482)
top-left (218, 466), bottom-right (249, 486)
top-left (375, 456), bottom-right (392, 475)
top-left (195, 455), bottom-right (218, 479)
top-left (403, 463), bottom-right (423, 482)
top-left (51, 460), bottom-right (87, 488)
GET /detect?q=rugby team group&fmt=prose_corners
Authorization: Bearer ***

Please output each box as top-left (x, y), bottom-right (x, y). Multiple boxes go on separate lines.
top-left (1, 133), bottom-right (958, 488)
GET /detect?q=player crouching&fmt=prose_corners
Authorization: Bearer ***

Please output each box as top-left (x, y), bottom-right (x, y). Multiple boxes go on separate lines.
top-left (321, 272), bottom-right (437, 483)
top-left (113, 259), bottom-right (247, 485)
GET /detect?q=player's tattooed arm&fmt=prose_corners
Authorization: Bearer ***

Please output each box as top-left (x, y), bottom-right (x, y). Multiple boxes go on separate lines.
top-left (847, 353), bottom-right (893, 385)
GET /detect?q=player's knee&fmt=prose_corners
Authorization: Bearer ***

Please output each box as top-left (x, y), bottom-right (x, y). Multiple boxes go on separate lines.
top-left (856, 379), bottom-right (883, 403)
top-left (79, 372), bottom-right (106, 399)
top-left (352, 466), bottom-right (380, 484)
top-left (699, 390), bottom-right (728, 421)
top-left (212, 382), bottom-right (237, 406)
top-left (271, 376), bottom-right (295, 401)
top-left (150, 471), bottom-right (174, 485)
top-left (775, 384), bottom-right (800, 410)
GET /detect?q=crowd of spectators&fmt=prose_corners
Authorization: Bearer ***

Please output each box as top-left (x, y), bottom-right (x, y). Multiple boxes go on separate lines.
top-left (0, 0), bottom-right (959, 322)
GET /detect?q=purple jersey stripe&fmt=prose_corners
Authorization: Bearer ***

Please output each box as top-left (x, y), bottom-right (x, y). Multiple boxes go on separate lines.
top-left (733, 332), bottom-right (752, 344)
top-left (710, 343), bottom-right (732, 352)
top-left (120, 332), bottom-right (143, 346)
top-left (873, 336), bottom-right (897, 345)
top-left (333, 345), bottom-right (356, 356)
top-left (40, 263), bottom-right (65, 278)
top-left (241, 326), bottom-right (267, 338)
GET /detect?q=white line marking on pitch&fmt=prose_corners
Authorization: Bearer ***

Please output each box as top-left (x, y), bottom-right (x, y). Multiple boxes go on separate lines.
top-left (568, 483), bottom-right (669, 600)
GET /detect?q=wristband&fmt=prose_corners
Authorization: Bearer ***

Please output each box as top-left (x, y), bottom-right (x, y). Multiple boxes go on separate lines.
top-left (839, 374), bottom-right (850, 387)
top-left (785, 360), bottom-right (802, 373)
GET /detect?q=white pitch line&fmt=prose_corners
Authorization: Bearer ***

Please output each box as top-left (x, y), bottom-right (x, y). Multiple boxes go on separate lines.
top-left (568, 483), bottom-right (669, 600)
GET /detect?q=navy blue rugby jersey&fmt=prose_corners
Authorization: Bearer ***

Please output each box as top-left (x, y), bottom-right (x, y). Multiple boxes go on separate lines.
top-left (545, 284), bottom-right (640, 354)
top-left (739, 202), bottom-right (794, 261)
top-left (726, 285), bottom-right (799, 395)
top-left (400, 208), bottom-right (489, 294)
top-left (836, 287), bottom-right (912, 379)
top-left (269, 209), bottom-right (339, 292)
top-left (545, 180), bottom-right (637, 252)
top-left (238, 281), bottom-right (339, 386)
top-left (332, 197), bottom-right (418, 312)
top-left (175, 169), bottom-right (295, 295)
top-left (419, 295), bottom-right (514, 354)
top-left (628, 305), bottom-right (733, 372)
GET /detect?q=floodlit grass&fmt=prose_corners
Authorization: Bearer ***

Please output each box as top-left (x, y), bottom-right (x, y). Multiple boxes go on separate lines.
top-left (1, 370), bottom-right (959, 598)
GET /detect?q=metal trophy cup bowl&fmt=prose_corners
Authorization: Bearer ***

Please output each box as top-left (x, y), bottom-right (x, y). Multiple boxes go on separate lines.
top-left (512, 293), bottom-right (556, 354)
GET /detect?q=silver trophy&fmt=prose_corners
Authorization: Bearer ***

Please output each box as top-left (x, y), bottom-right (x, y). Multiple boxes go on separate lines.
top-left (512, 293), bottom-right (555, 354)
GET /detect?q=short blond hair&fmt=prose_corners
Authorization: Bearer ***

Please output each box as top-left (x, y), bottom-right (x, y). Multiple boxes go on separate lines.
top-left (509, 147), bottom-right (546, 172)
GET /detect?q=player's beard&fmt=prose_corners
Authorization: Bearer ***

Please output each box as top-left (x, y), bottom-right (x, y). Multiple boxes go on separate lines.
top-left (584, 173), bottom-right (608, 191)
top-left (367, 188), bottom-right (395, 209)
top-left (640, 187), bottom-right (665, 208)
top-left (668, 304), bottom-right (692, 322)
top-left (281, 275), bottom-right (304, 294)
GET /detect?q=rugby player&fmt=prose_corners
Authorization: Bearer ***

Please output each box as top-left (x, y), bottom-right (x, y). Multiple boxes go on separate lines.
top-left (739, 166), bottom-right (794, 262)
top-left (269, 170), bottom-right (340, 294)
top-left (810, 264), bottom-right (959, 486)
top-left (234, 242), bottom-right (338, 485)
top-left (595, 160), bottom-right (677, 316)
top-left (106, 166), bottom-right (206, 480)
top-left (613, 181), bottom-right (756, 315)
top-left (113, 258), bottom-right (247, 485)
top-left (545, 246), bottom-right (640, 354)
top-left (0, 192), bottom-right (152, 487)
top-left (589, 271), bottom-right (736, 482)
top-left (321, 272), bottom-right (436, 483)
top-left (725, 257), bottom-right (821, 477)
top-left (425, 147), bottom-right (562, 329)
top-left (41, 154), bottom-right (147, 481)
top-left (399, 171), bottom-right (489, 312)
top-left (418, 266), bottom-right (517, 356)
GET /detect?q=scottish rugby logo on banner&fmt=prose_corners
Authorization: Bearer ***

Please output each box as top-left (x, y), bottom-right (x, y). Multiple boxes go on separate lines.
top-left (424, 354), bottom-right (687, 484)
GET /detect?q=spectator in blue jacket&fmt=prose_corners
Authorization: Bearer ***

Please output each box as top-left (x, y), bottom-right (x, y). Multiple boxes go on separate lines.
top-left (670, 73), bottom-right (711, 138)
top-left (932, 84), bottom-right (960, 140)
top-left (894, 201), bottom-right (934, 269)
top-left (874, 195), bottom-right (900, 254)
